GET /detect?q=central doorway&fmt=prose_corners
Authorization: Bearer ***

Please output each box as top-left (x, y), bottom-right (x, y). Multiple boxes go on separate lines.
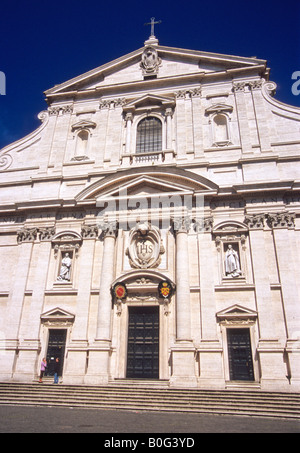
top-left (126, 306), bottom-right (159, 379)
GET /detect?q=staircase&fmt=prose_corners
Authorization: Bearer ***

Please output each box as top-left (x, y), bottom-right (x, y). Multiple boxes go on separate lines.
top-left (0, 382), bottom-right (300, 419)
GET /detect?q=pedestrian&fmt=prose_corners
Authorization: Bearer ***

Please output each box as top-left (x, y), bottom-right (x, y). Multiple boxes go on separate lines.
top-left (54, 358), bottom-right (60, 384)
top-left (39, 358), bottom-right (47, 383)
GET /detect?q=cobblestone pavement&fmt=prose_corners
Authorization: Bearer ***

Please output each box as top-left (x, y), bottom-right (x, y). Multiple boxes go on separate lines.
top-left (0, 405), bottom-right (299, 434)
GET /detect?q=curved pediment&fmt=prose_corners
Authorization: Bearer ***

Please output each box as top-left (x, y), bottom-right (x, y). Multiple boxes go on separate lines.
top-left (213, 220), bottom-right (248, 234)
top-left (75, 167), bottom-right (219, 202)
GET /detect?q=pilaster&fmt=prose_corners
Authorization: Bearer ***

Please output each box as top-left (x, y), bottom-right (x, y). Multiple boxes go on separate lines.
top-left (63, 226), bottom-right (97, 384)
top-left (85, 221), bottom-right (117, 384)
top-left (232, 82), bottom-right (252, 154)
top-left (267, 213), bottom-right (300, 388)
top-left (246, 214), bottom-right (289, 389)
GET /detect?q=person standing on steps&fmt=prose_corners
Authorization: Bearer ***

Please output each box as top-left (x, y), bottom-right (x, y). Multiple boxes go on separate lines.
top-left (39, 358), bottom-right (47, 383)
top-left (53, 358), bottom-right (60, 384)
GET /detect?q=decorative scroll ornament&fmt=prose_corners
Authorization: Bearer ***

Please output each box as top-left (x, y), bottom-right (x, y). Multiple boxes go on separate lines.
top-left (126, 222), bottom-right (164, 269)
top-left (0, 153), bottom-right (12, 171)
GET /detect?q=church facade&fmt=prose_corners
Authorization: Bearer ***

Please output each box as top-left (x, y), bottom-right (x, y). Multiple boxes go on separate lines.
top-left (0, 33), bottom-right (300, 391)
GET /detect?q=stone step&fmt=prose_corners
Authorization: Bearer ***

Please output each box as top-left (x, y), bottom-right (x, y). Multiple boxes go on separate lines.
top-left (1, 382), bottom-right (299, 402)
top-left (0, 394), bottom-right (299, 413)
top-left (0, 382), bottom-right (299, 419)
top-left (0, 386), bottom-right (299, 405)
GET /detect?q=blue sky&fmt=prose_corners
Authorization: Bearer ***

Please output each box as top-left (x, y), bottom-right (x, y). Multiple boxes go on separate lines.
top-left (0, 0), bottom-right (299, 150)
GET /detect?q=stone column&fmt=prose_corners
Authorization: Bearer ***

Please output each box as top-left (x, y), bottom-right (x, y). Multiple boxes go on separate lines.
top-left (85, 222), bottom-right (117, 384)
top-left (174, 218), bottom-right (192, 341)
top-left (96, 223), bottom-right (117, 341)
top-left (170, 217), bottom-right (197, 387)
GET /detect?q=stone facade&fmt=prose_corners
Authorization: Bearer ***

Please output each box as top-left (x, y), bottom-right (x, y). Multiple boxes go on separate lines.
top-left (0, 36), bottom-right (300, 391)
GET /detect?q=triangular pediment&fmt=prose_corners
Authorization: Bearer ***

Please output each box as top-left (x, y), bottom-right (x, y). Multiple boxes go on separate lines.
top-left (216, 304), bottom-right (257, 320)
top-left (205, 103), bottom-right (233, 115)
top-left (123, 94), bottom-right (175, 113)
top-left (40, 307), bottom-right (75, 322)
top-left (71, 120), bottom-right (96, 131)
top-left (44, 45), bottom-right (266, 100)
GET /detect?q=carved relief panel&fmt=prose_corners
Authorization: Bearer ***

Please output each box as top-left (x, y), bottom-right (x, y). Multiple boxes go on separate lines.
top-left (125, 222), bottom-right (165, 269)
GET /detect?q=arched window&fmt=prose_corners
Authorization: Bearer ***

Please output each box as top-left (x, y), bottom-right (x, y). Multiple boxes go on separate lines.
top-left (136, 117), bottom-right (162, 154)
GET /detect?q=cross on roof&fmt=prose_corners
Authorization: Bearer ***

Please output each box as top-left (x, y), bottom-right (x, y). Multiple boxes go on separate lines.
top-left (144, 17), bottom-right (162, 38)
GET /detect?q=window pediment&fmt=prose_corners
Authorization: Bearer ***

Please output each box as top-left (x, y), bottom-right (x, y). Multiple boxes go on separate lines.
top-left (71, 120), bottom-right (96, 131)
top-left (216, 304), bottom-right (257, 322)
top-left (123, 94), bottom-right (175, 113)
top-left (40, 307), bottom-right (75, 324)
top-left (205, 103), bottom-right (233, 115)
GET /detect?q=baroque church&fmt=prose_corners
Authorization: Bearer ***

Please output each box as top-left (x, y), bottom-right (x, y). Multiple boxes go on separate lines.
top-left (0, 28), bottom-right (300, 391)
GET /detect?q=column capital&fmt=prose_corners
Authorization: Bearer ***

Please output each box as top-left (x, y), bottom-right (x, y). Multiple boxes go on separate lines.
top-left (81, 224), bottom-right (99, 239)
top-left (194, 216), bottom-right (214, 233)
top-left (232, 81), bottom-right (247, 92)
top-left (165, 107), bottom-right (174, 117)
top-left (100, 220), bottom-right (118, 239)
top-left (173, 216), bottom-right (191, 234)
top-left (244, 214), bottom-right (265, 229)
top-left (266, 212), bottom-right (295, 229)
top-left (125, 112), bottom-right (133, 123)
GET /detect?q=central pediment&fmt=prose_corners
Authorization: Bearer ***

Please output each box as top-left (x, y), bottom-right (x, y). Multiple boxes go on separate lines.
top-left (44, 45), bottom-right (267, 101)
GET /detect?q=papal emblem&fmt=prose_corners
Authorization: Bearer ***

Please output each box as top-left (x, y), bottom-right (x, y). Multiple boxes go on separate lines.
top-left (112, 283), bottom-right (127, 300)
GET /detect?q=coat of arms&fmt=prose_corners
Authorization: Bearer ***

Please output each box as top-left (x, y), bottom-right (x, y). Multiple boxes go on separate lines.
top-left (126, 222), bottom-right (165, 269)
top-left (112, 283), bottom-right (127, 300)
top-left (158, 281), bottom-right (173, 299)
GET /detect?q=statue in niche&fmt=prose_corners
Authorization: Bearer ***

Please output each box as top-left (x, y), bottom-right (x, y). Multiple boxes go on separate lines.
top-left (57, 252), bottom-right (72, 281)
top-left (224, 244), bottom-right (241, 278)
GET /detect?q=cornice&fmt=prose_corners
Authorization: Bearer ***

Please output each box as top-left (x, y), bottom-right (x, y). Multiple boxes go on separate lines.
top-left (45, 65), bottom-right (266, 104)
top-left (232, 180), bottom-right (295, 194)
